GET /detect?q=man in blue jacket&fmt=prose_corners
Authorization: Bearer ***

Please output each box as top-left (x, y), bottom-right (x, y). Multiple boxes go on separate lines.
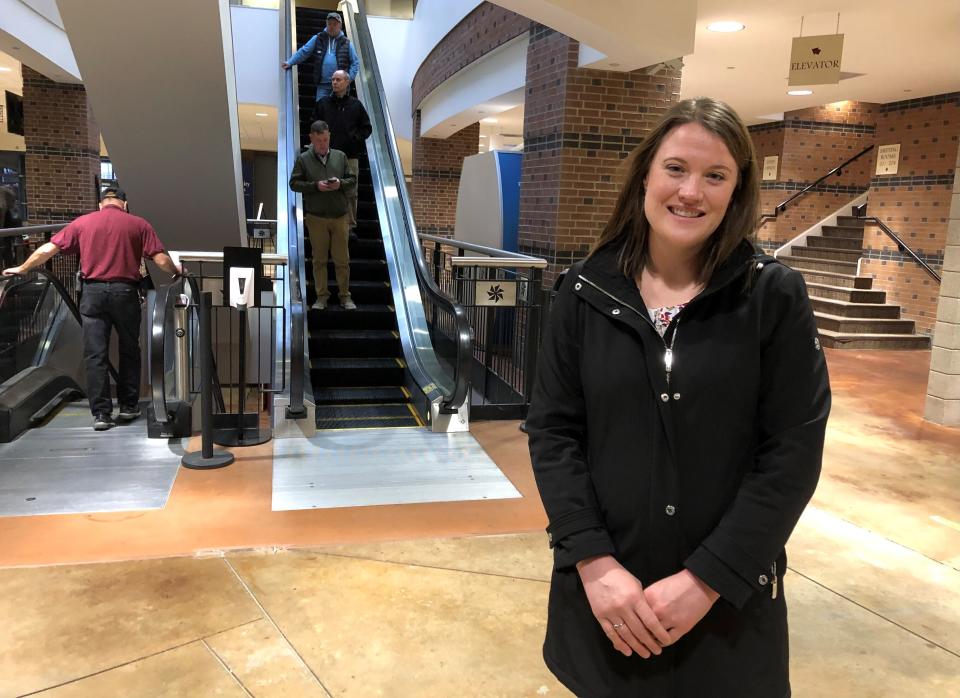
top-left (282, 12), bottom-right (359, 106)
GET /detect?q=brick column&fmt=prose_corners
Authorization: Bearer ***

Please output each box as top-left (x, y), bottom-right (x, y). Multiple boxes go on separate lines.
top-left (518, 24), bottom-right (681, 287)
top-left (21, 67), bottom-right (100, 224)
top-left (411, 111), bottom-right (480, 237)
top-left (926, 143), bottom-right (960, 426)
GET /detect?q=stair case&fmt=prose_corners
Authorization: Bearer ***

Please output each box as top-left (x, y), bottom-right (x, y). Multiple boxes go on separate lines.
top-left (778, 211), bottom-right (931, 350)
top-left (296, 7), bottom-right (422, 429)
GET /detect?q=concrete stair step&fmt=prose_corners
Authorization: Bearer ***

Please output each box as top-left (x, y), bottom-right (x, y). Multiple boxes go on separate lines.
top-left (807, 235), bottom-right (864, 251)
top-left (792, 267), bottom-right (873, 289)
top-left (780, 255), bottom-right (858, 275)
top-left (810, 297), bottom-right (900, 319)
top-left (821, 224), bottom-right (867, 238)
top-left (815, 312), bottom-right (915, 335)
top-left (791, 246), bottom-right (862, 263)
top-left (818, 328), bottom-right (931, 350)
top-left (805, 283), bottom-right (886, 304)
top-left (836, 216), bottom-right (866, 227)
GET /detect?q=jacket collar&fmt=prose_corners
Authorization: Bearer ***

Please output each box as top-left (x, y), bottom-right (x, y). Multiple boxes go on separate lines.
top-left (580, 236), bottom-right (758, 306)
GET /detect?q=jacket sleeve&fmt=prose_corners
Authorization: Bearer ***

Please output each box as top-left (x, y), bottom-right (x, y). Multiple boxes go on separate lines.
top-left (289, 156), bottom-right (315, 194)
top-left (685, 267), bottom-right (831, 609)
top-left (526, 268), bottom-right (616, 570)
top-left (356, 102), bottom-right (372, 141)
top-left (348, 41), bottom-right (360, 80)
top-left (287, 34), bottom-right (316, 66)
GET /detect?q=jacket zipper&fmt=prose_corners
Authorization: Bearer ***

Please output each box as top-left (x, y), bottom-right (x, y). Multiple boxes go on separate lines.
top-left (771, 561), bottom-right (778, 599)
top-left (578, 274), bottom-right (680, 386)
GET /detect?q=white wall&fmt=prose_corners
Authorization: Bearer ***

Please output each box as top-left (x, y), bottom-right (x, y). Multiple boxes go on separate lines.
top-left (231, 5), bottom-right (279, 107)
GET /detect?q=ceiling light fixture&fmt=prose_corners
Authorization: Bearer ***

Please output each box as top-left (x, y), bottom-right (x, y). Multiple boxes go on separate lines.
top-left (0, 67), bottom-right (11, 73)
top-left (481, 117), bottom-right (498, 124)
top-left (255, 112), bottom-right (268, 117)
top-left (479, 135), bottom-right (487, 138)
top-left (707, 21), bottom-right (745, 33)
top-left (788, 90), bottom-right (813, 96)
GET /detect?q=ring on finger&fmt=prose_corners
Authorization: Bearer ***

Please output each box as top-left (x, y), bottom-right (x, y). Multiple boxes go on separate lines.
top-left (612, 622), bottom-right (625, 630)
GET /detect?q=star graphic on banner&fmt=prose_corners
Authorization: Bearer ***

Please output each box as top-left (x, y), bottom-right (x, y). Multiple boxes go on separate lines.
top-left (486, 284), bottom-right (505, 303)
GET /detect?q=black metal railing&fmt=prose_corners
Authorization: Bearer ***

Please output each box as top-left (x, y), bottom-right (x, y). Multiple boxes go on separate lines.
top-left (760, 145), bottom-right (874, 221)
top-left (421, 235), bottom-right (548, 419)
top-left (853, 206), bottom-right (942, 284)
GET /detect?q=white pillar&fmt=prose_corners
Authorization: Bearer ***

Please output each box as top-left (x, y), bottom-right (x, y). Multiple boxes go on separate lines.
top-left (925, 144), bottom-right (960, 426)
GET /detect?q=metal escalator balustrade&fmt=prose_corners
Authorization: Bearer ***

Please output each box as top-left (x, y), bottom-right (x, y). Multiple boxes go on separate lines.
top-left (333, 0), bottom-right (472, 431)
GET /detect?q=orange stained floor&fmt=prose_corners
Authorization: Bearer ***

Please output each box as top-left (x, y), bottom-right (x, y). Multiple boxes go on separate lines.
top-left (1, 348), bottom-right (958, 568)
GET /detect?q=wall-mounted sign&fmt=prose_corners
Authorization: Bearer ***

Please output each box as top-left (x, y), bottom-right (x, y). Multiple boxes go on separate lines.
top-left (762, 155), bottom-right (779, 181)
top-left (875, 144), bottom-right (901, 175)
top-left (789, 34), bottom-right (844, 86)
top-left (475, 280), bottom-right (517, 307)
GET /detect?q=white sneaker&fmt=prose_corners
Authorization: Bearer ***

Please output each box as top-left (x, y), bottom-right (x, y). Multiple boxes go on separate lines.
top-left (341, 299), bottom-right (357, 310)
top-left (312, 299), bottom-right (327, 310)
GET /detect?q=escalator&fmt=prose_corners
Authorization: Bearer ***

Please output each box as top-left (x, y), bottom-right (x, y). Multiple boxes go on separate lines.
top-left (279, 1), bottom-right (472, 433)
top-left (0, 269), bottom-right (86, 442)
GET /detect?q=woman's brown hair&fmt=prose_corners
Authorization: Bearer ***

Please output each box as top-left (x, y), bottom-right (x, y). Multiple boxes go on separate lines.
top-left (591, 96), bottom-right (760, 282)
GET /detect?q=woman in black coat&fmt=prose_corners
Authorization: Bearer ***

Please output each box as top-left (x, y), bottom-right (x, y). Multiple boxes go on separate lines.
top-left (526, 97), bottom-right (831, 697)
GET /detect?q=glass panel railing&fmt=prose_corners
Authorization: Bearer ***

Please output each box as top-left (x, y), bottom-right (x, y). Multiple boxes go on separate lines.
top-left (342, 0), bottom-right (472, 414)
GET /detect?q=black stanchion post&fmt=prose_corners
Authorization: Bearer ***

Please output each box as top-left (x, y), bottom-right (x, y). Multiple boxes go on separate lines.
top-left (182, 291), bottom-right (234, 469)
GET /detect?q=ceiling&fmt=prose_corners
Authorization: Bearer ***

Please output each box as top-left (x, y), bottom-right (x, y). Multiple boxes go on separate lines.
top-left (683, 0), bottom-right (960, 123)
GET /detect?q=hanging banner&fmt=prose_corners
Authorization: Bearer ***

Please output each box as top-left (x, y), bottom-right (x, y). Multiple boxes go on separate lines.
top-left (762, 156), bottom-right (779, 181)
top-left (789, 34), bottom-right (844, 86)
top-left (475, 280), bottom-right (517, 307)
top-left (875, 144), bottom-right (901, 176)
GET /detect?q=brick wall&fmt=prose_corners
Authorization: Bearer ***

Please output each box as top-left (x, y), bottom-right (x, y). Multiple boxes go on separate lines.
top-left (519, 25), bottom-right (681, 286)
top-left (753, 101), bottom-right (878, 250)
top-left (21, 67), bottom-right (100, 224)
top-left (411, 3), bottom-right (529, 114)
top-left (864, 92), bottom-right (960, 333)
top-left (411, 110), bottom-right (479, 237)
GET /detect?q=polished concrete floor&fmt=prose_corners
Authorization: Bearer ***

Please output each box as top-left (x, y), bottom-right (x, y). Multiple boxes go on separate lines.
top-left (1, 349), bottom-right (959, 697)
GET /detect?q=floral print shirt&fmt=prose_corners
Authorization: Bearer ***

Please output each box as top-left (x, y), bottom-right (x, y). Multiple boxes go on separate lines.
top-left (648, 304), bottom-right (685, 338)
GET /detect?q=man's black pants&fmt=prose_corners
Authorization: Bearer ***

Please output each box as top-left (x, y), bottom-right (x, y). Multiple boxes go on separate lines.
top-left (79, 282), bottom-right (142, 416)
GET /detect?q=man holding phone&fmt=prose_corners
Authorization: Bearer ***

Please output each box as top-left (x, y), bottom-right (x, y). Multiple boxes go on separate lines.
top-left (289, 120), bottom-right (357, 310)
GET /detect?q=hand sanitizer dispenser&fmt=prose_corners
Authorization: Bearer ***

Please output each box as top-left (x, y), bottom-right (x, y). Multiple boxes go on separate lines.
top-left (229, 267), bottom-right (255, 309)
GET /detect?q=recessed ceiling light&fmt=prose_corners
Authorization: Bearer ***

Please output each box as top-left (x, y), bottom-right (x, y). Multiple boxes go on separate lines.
top-left (481, 117), bottom-right (498, 124)
top-left (255, 112), bottom-right (268, 117)
top-left (707, 21), bottom-right (745, 33)
top-left (479, 135), bottom-right (487, 138)
top-left (788, 89), bottom-right (813, 96)
top-left (0, 67), bottom-right (11, 73)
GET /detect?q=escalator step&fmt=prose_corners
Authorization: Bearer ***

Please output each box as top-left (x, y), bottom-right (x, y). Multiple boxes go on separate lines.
top-left (310, 356), bottom-right (406, 387)
top-left (316, 403), bottom-right (421, 430)
top-left (309, 304), bottom-right (397, 330)
top-left (309, 329), bottom-right (400, 357)
top-left (314, 386), bottom-right (408, 404)
top-left (303, 280), bottom-right (392, 306)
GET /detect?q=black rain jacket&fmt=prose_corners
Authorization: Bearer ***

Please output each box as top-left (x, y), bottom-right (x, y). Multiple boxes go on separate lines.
top-left (526, 238), bottom-right (831, 698)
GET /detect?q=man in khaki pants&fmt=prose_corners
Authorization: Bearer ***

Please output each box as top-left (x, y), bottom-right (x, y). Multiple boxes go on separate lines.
top-left (289, 120), bottom-right (357, 310)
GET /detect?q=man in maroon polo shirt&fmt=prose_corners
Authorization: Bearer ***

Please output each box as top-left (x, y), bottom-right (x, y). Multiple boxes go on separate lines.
top-left (2, 187), bottom-right (181, 431)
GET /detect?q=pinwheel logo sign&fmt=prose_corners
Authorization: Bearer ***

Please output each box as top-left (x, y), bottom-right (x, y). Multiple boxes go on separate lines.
top-left (475, 280), bottom-right (517, 307)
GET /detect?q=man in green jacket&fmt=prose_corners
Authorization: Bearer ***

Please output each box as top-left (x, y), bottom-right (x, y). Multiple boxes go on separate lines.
top-left (289, 120), bottom-right (357, 310)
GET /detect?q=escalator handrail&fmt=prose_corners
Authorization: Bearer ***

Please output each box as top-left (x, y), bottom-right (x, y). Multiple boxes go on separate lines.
top-left (149, 273), bottom-right (225, 425)
top-left (346, 0), bottom-right (473, 413)
top-left (279, 0), bottom-right (309, 416)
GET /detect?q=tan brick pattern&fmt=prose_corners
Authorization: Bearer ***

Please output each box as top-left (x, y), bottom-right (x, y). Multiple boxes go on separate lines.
top-left (411, 111), bottom-right (480, 237)
top-left (753, 101), bottom-right (878, 249)
top-left (868, 94), bottom-right (960, 333)
top-left (519, 25), bottom-right (681, 286)
top-left (21, 67), bottom-right (100, 224)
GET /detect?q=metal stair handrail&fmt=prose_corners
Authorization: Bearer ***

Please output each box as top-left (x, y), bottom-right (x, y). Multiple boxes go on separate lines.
top-left (855, 212), bottom-right (942, 284)
top-left (760, 145), bottom-right (875, 221)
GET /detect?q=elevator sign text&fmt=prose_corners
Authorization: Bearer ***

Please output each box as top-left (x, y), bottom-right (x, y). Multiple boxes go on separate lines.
top-left (789, 34), bottom-right (844, 86)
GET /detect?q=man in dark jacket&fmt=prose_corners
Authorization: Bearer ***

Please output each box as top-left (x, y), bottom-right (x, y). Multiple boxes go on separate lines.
top-left (289, 120), bottom-right (357, 311)
top-left (314, 70), bottom-right (372, 232)
top-left (282, 12), bottom-right (359, 105)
